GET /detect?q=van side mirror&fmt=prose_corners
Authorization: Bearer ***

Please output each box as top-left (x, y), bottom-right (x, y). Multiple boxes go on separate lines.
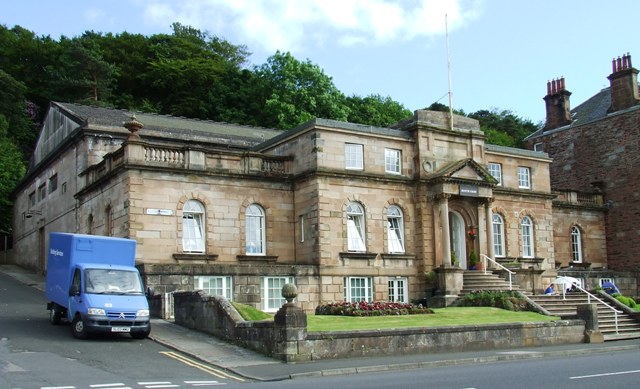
top-left (69, 285), bottom-right (80, 296)
top-left (146, 287), bottom-right (154, 298)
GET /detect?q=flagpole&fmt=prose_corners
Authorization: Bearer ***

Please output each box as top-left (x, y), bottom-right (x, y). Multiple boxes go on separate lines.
top-left (446, 14), bottom-right (454, 131)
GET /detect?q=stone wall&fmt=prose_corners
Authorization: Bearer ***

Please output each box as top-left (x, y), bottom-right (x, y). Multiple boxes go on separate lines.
top-left (165, 290), bottom-right (586, 362)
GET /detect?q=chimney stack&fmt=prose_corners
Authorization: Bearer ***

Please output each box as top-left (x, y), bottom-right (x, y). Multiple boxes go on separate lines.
top-left (543, 77), bottom-right (572, 131)
top-left (608, 53), bottom-right (639, 112)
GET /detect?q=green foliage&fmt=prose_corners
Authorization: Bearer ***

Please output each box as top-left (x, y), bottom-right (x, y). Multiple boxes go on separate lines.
top-left (346, 94), bottom-right (411, 127)
top-left (612, 293), bottom-right (638, 309)
top-left (456, 291), bottom-right (532, 312)
top-left (255, 51), bottom-right (350, 129)
top-left (0, 116), bottom-right (27, 234)
top-left (468, 109), bottom-right (538, 148)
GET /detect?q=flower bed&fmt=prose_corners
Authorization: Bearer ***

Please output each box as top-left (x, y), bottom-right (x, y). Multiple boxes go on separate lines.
top-left (315, 301), bottom-right (434, 316)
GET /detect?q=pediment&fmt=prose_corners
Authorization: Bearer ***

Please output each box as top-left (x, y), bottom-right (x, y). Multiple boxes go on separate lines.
top-left (429, 158), bottom-right (498, 187)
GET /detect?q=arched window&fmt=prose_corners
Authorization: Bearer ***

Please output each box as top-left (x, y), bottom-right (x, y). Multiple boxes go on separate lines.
top-left (183, 200), bottom-right (205, 253)
top-left (246, 204), bottom-right (265, 255)
top-left (571, 226), bottom-right (583, 263)
top-left (492, 214), bottom-right (505, 257)
top-left (347, 202), bottom-right (366, 252)
top-left (387, 205), bottom-right (405, 253)
top-left (521, 216), bottom-right (534, 258)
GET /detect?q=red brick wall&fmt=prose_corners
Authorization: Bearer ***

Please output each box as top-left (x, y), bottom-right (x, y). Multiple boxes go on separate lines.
top-left (528, 108), bottom-right (640, 270)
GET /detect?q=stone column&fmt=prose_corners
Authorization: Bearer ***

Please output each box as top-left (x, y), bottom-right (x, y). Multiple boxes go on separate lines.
top-left (439, 194), bottom-right (451, 266)
top-left (484, 198), bottom-right (495, 262)
top-left (576, 304), bottom-right (604, 343)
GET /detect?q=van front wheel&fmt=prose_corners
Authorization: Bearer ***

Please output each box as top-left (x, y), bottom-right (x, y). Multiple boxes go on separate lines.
top-left (71, 315), bottom-right (89, 339)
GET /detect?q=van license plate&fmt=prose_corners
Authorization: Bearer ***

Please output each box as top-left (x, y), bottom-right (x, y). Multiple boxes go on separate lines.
top-left (112, 327), bottom-right (131, 333)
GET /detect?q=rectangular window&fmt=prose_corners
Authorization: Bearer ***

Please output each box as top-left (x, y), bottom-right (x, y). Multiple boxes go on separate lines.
top-left (38, 184), bottom-right (46, 202)
top-left (533, 142), bottom-right (544, 152)
top-left (262, 276), bottom-right (294, 312)
top-left (344, 276), bottom-right (373, 302)
top-left (345, 143), bottom-right (364, 170)
top-left (384, 148), bottom-right (401, 174)
top-left (488, 163), bottom-right (502, 186)
top-left (194, 276), bottom-right (233, 300)
top-left (388, 277), bottom-right (408, 303)
top-left (518, 167), bottom-right (531, 189)
top-left (49, 174), bottom-right (58, 194)
top-left (29, 191), bottom-right (36, 207)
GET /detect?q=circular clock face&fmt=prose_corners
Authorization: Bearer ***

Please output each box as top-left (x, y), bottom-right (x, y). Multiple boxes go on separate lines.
top-left (423, 160), bottom-right (432, 172)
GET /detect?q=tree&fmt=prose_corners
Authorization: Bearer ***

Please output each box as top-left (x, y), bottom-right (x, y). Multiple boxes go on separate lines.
top-left (0, 69), bottom-right (36, 163)
top-left (468, 109), bottom-right (537, 148)
top-left (0, 115), bottom-right (27, 234)
top-left (255, 51), bottom-right (349, 129)
top-left (346, 94), bottom-right (411, 127)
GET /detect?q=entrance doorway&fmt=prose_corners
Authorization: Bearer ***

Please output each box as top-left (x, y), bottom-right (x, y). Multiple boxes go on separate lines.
top-left (449, 211), bottom-right (466, 268)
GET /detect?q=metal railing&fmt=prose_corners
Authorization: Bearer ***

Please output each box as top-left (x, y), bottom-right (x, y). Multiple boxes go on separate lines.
top-left (555, 276), bottom-right (622, 334)
top-left (480, 254), bottom-right (514, 290)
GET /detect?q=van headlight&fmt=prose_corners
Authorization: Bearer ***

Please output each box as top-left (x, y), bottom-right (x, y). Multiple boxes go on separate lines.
top-left (87, 308), bottom-right (106, 316)
top-left (136, 309), bottom-right (149, 318)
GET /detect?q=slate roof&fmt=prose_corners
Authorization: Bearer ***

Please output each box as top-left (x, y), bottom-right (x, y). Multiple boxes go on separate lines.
top-left (526, 84), bottom-right (640, 140)
top-left (55, 102), bottom-right (283, 148)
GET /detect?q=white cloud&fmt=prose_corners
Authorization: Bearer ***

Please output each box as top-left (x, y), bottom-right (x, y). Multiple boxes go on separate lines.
top-left (141, 0), bottom-right (482, 53)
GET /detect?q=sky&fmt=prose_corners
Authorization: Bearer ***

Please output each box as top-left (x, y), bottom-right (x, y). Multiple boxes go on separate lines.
top-left (3, 0), bottom-right (638, 124)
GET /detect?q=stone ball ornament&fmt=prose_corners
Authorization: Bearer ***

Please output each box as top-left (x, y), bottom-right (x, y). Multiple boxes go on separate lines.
top-left (281, 283), bottom-right (298, 303)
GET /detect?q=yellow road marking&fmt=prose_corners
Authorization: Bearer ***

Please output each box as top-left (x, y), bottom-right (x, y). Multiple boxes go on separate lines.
top-left (159, 351), bottom-right (245, 382)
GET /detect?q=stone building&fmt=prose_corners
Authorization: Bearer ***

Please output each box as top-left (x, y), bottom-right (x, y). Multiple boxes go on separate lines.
top-left (12, 99), bottom-right (610, 312)
top-left (525, 53), bottom-right (640, 294)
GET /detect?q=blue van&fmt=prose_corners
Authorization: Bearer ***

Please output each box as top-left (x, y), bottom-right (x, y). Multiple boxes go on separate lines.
top-left (45, 233), bottom-right (151, 339)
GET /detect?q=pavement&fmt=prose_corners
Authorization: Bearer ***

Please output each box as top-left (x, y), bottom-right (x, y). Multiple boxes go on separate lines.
top-left (3, 263), bottom-right (640, 382)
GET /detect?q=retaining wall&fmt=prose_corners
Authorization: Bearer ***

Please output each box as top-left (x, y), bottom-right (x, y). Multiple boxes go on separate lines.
top-left (158, 291), bottom-right (586, 362)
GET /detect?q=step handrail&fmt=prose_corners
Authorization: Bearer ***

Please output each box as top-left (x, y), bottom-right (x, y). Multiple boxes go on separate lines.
top-left (480, 254), bottom-right (514, 290)
top-left (556, 276), bottom-right (622, 334)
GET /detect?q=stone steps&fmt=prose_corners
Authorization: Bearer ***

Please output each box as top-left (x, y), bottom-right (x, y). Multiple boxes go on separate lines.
top-left (528, 293), bottom-right (640, 341)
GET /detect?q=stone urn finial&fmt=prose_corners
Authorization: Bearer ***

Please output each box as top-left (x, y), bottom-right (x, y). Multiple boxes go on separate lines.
top-left (124, 114), bottom-right (144, 139)
top-left (281, 283), bottom-right (298, 304)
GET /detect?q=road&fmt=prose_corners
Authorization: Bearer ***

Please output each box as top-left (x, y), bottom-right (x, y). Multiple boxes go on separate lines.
top-left (232, 348), bottom-right (640, 388)
top-left (0, 272), bottom-right (243, 388)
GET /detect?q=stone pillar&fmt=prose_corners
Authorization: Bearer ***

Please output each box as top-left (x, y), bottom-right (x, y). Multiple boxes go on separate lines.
top-left (484, 199), bottom-right (495, 263)
top-left (439, 194), bottom-right (451, 266)
top-left (273, 284), bottom-right (309, 362)
top-left (576, 304), bottom-right (604, 343)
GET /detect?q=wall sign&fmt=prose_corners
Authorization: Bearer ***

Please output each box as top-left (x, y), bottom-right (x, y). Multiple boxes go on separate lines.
top-left (146, 208), bottom-right (174, 216)
top-left (459, 184), bottom-right (479, 197)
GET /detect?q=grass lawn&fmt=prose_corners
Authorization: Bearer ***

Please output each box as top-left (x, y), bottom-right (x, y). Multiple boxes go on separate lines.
top-left (230, 303), bottom-right (559, 332)
top-left (307, 307), bottom-right (559, 332)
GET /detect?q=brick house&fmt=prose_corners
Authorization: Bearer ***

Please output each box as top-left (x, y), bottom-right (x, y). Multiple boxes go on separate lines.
top-left (12, 98), bottom-right (612, 312)
top-left (525, 53), bottom-right (640, 295)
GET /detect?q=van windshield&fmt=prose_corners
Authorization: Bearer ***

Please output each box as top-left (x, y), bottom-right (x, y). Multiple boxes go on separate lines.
top-left (85, 269), bottom-right (144, 294)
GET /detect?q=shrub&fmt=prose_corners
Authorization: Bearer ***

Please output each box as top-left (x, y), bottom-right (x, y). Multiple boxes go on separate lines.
top-left (455, 291), bottom-right (532, 312)
top-left (613, 294), bottom-right (638, 309)
top-left (315, 301), bottom-right (434, 316)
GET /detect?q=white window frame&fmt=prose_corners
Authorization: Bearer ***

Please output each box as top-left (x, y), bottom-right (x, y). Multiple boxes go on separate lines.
top-left (347, 202), bottom-right (366, 252)
top-left (388, 277), bottom-right (408, 303)
top-left (384, 148), bottom-right (401, 174)
top-left (488, 163), bottom-right (502, 186)
top-left (344, 276), bottom-right (373, 302)
top-left (262, 276), bottom-right (295, 312)
top-left (194, 276), bottom-right (233, 300)
top-left (182, 200), bottom-right (206, 253)
top-left (521, 216), bottom-right (534, 258)
top-left (246, 204), bottom-right (265, 255)
top-left (571, 226), bottom-right (583, 263)
top-left (518, 166), bottom-right (531, 189)
top-left (492, 214), bottom-right (505, 257)
top-left (533, 142), bottom-right (544, 152)
top-left (345, 143), bottom-right (364, 170)
top-left (387, 205), bottom-right (405, 253)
